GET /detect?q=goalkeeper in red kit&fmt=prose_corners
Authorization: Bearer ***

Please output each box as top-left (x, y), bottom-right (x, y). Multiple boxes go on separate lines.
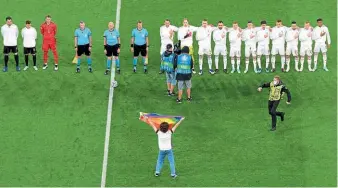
top-left (40, 15), bottom-right (59, 71)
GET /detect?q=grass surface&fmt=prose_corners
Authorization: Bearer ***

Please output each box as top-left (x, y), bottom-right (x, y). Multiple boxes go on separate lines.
top-left (0, 0), bottom-right (336, 187)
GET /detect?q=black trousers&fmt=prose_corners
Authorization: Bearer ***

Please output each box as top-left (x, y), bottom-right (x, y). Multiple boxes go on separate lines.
top-left (268, 100), bottom-right (283, 128)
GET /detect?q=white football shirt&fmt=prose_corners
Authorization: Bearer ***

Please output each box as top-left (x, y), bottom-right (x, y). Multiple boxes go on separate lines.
top-left (213, 28), bottom-right (227, 46)
top-left (157, 130), bottom-right (173, 150)
top-left (256, 27), bottom-right (270, 46)
top-left (1, 24), bottom-right (19, 46)
top-left (196, 25), bottom-right (215, 46)
top-left (160, 25), bottom-right (178, 45)
top-left (228, 28), bottom-right (242, 48)
top-left (312, 25), bottom-right (331, 44)
top-left (178, 25), bottom-right (198, 47)
top-left (22, 27), bottom-right (37, 48)
top-left (286, 28), bottom-right (299, 46)
top-left (270, 26), bottom-right (288, 45)
top-left (299, 28), bottom-right (313, 46)
top-left (242, 27), bottom-right (257, 45)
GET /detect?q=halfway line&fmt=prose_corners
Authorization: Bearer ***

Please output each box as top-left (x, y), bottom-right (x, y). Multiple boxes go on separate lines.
top-left (100, 0), bottom-right (121, 187)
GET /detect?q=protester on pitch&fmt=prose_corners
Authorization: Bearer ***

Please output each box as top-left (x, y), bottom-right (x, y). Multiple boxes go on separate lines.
top-left (257, 75), bottom-right (291, 131)
top-left (145, 115), bottom-right (184, 179)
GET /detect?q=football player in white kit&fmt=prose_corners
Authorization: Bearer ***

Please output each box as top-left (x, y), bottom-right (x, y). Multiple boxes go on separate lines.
top-left (159, 19), bottom-right (178, 74)
top-left (312, 18), bottom-right (331, 71)
top-left (178, 18), bottom-right (198, 73)
top-left (213, 21), bottom-right (228, 73)
top-left (229, 21), bottom-right (242, 73)
top-left (270, 20), bottom-right (288, 72)
top-left (299, 21), bottom-right (314, 72)
top-left (242, 21), bottom-right (257, 73)
top-left (285, 21), bottom-right (300, 72)
top-left (196, 19), bottom-right (217, 75)
top-left (256, 20), bottom-right (270, 73)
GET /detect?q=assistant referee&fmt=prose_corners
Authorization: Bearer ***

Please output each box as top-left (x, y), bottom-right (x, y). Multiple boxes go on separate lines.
top-left (258, 75), bottom-right (291, 131)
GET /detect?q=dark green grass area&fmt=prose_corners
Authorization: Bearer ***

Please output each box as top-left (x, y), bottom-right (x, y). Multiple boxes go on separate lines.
top-left (0, 0), bottom-right (336, 187)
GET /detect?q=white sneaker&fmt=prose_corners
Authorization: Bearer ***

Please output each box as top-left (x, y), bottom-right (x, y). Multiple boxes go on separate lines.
top-left (192, 70), bottom-right (196, 74)
top-left (54, 66), bottom-right (59, 71)
top-left (244, 69), bottom-right (248, 73)
top-left (23, 66), bottom-right (29, 71)
top-left (33, 66), bottom-right (38, 71)
top-left (43, 64), bottom-right (48, 70)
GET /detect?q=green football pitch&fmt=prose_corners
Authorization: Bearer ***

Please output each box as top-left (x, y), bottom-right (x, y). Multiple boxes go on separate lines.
top-left (0, 0), bottom-right (337, 187)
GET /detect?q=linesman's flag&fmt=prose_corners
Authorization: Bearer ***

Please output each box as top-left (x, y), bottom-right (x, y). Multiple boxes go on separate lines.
top-left (72, 55), bottom-right (77, 64)
top-left (139, 112), bottom-right (184, 129)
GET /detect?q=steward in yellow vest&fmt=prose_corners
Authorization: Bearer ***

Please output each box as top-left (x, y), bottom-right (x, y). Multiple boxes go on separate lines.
top-left (258, 75), bottom-right (291, 131)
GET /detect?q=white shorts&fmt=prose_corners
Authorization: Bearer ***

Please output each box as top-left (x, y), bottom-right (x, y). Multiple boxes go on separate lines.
top-left (300, 45), bottom-right (313, 56)
top-left (230, 47), bottom-right (241, 57)
top-left (214, 45), bottom-right (227, 56)
top-left (314, 42), bottom-right (327, 53)
top-left (257, 44), bottom-right (270, 56)
top-left (245, 44), bottom-right (256, 57)
top-left (271, 44), bottom-right (285, 55)
top-left (160, 43), bottom-right (173, 55)
top-left (286, 45), bottom-right (298, 56)
top-left (198, 45), bottom-right (212, 55)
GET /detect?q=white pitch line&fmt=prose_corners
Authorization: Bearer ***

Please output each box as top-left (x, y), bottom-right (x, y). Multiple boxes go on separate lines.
top-left (100, 0), bottom-right (121, 187)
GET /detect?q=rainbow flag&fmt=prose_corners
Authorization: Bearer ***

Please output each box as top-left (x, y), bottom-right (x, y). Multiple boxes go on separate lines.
top-left (139, 112), bottom-right (184, 129)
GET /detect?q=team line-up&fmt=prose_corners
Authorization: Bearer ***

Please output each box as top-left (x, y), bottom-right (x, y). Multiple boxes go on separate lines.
top-left (0, 16), bottom-right (331, 75)
top-left (158, 18), bottom-right (331, 75)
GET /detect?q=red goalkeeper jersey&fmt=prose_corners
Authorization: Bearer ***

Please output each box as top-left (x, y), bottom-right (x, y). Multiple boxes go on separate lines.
top-left (40, 22), bottom-right (57, 41)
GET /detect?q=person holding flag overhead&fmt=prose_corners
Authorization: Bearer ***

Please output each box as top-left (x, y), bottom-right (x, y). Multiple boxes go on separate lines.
top-left (141, 112), bottom-right (185, 179)
top-left (160, 43), bottom-right (176, 96)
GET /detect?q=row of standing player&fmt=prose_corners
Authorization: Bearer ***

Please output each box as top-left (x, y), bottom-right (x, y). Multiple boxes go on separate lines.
top-left (158, 18), bottom-right (331, 75)
top-left (1, 15), bottom-right (59, 72)
top-left (1, 16), bottom-right (331, 75)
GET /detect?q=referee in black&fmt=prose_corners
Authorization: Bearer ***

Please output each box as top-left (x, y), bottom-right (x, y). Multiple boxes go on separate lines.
top-left (258, 75), bottom-right (291, 131)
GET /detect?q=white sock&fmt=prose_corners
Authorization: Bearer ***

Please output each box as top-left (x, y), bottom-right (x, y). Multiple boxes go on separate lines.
top-left (257, 56), bottom-right (261, 69)
top-left (307, 58), bottom-right (312, 70)
top-left (231, 58), bottom-right (235, 69)
top-left (236, 57), bottom-right (240, 69)
top-left (295, 56), bottom-right (299, 71)
top-left (323, 53), bottom-right (327, 68)
top-left (286, 56), bottom-right (290, 71)
top-left (281, 56), bottom-right (286, 69)
top-left (314, 53), bottom-right (318, 68)
top-left (300, 56), bottom-right (305, 66)
top-left (266, 56), bottom-right (270, 69)
top-left (271, 55), bottom-right (276, 69)
top-left (245, 58), bottom-right (249, 70)
top-left (223, 55), bottom-right (227, 69)
top-left (215, 55), bottom-right (219, 69)
top-left (199, 56), bottom-right (203, 70)
top-left (253, 58), bottom-right (257, 71)
top-left (300, 56), bottom-right (305, 71)
top-left (208, 56), bottom-right (212, 70)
